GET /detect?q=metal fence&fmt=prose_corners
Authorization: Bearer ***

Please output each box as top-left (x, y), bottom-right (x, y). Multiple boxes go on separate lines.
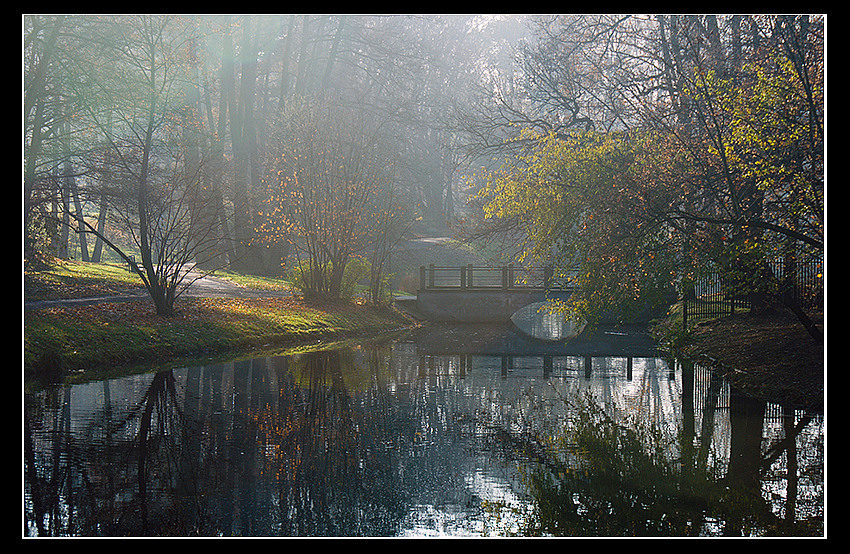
top-left (766, 258), bottom-right (824, 310)
top-left (683, 258), bottom-right (823, 330)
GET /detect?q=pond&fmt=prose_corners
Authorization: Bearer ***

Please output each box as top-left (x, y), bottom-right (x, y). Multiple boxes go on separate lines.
top-left (23, 323), bottom-right (824, 537)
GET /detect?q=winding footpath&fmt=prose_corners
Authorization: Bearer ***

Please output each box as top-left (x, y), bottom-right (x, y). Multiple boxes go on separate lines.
top-left (24, 269), bottom-right (290, 311)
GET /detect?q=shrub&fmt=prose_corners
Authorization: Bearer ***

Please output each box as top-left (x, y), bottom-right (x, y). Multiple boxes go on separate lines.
top-left (287, 257), bottom-right (372, 301)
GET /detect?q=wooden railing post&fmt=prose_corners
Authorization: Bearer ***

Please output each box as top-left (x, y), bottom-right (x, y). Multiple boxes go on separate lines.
top-left (419, 265), bottom-right (426, 290)
top-left (460, 265), bottom-right (467, 289)
top-left (543, 265), bottom-right (552, 289)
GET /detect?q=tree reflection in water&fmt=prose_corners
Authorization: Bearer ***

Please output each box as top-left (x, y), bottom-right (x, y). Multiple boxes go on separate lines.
top-left (23, 341), bottom-right (824, 537)
top-left (506, 364), bottom-right (823, 537)
top-left (23, 348), bottom-right (412, 536)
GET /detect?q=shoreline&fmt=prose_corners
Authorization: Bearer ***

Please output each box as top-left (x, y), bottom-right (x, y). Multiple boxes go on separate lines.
top-left (25, 289), bottom-right (825, 413)
top-left (656, 310), bottom-right (825, 412)
top-left (24, 295), bottom-right (417, 388)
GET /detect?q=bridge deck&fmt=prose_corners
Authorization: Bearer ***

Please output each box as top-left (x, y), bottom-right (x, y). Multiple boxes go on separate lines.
top-left (414, 265), bottom-right (578, 323)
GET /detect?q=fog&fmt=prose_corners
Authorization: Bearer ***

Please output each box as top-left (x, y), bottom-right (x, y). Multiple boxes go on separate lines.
top-left (24, 15), bottom-right (824, 315)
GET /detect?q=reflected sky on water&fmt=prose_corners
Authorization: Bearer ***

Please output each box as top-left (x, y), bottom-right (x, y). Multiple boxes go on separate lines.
top-left (23, 324), bottom-right (824, 537)
top-left (511, 301), bottom-right (586, 341)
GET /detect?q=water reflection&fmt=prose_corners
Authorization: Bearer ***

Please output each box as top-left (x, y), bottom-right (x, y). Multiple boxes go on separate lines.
top-left (511, 301), bottom-right (585, 341)
top-left (23, 327), bottom-right (824, 537)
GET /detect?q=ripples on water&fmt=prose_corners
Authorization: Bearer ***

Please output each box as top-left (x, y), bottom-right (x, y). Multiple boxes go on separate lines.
top-left (23, 325), bottom-right (824, 537)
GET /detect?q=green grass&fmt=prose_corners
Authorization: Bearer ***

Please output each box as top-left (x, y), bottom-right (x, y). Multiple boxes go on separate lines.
top-left (24, 296), bottom-right (413, 385)
top-left (25, 259), bottom-right (143, 301)
top-left (212, 269), bottom-right (293, 291)
top-left (24, 260), bottom-right (415, 385)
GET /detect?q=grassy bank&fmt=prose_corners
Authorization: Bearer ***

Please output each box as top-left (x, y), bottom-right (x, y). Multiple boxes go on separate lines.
top-left (651, 303), bottom-right (824, 410)
top-left (24, 259), bottom-right (143, 302)
top-left (24, 295), bottom-right (414, 385)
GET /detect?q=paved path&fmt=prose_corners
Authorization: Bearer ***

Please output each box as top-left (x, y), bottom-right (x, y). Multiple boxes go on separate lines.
top-left (24, 270), bottom-right (290, 311)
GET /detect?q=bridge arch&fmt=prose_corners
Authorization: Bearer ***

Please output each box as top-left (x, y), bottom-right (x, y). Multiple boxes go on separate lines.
top-left (510, 301), bottom-right (586, 341)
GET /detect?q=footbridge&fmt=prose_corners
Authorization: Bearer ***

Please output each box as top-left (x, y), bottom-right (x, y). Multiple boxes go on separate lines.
top-left (412, 264), bottom-right (578, 323)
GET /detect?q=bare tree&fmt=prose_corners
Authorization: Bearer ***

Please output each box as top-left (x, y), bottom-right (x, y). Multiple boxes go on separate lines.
top-left (60, 15), bottom-right (227, 315)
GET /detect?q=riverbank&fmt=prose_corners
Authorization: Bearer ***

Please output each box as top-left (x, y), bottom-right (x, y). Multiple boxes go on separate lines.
top-left (24, 295), bottom-right (415, 386)
top-left (653, 308), bottom-right (824, 411)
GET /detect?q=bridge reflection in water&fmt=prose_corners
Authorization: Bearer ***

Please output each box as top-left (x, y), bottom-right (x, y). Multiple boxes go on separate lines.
top-left (511, 301), bottom-right (585, 340)
top-left (409, 322), bottom-right (678, 430)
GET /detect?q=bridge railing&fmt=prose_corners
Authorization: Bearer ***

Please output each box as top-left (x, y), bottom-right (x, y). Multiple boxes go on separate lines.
top-left (419, 264), bottom-right (577, 290)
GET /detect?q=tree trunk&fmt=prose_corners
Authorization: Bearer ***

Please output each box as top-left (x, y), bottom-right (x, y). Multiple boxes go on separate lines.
top-left (321, 17), bottom-right (347, 92)
top-left (225, 16), bottom-right (261, 273)
top-left (59, 166), bottom-right (70, 259)
top-left (67, 164), bottom-right (90, 262)
top-left (200, 37), bottom-right (230, 271)
top-left (24, 17), bottom-right (62, 259)
top-left (294, 15), bottom-right (311, 96)
top-left (136, 32), bottom-right (174, 317)
top-left (278, 15), bottom-right (296, 106)
top-left (90, 195), bottom-right (108, 263)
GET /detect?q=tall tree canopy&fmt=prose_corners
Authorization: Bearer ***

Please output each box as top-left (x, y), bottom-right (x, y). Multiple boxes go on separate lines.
top-left (470, 15), bottom-right (824, 334)
top-left (23, 14), bottom-right (824, 324)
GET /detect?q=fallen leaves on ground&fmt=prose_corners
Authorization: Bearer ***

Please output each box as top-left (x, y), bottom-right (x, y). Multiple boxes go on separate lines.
top-left (681, 311), bottom-right (823, 408)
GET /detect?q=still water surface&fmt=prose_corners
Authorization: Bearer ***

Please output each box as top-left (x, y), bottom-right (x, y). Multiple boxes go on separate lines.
top-left (23, 324), bottom-right (823, 537)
